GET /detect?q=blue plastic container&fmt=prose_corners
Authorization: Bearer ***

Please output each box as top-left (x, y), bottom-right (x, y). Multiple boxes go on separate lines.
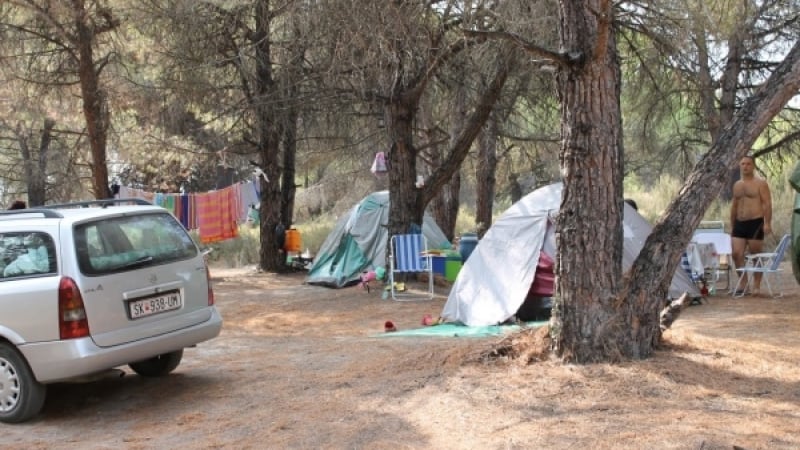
top-left (431, 256), bottom-right (446, 275)
top-left (459, 233), bottom-right (478, 263)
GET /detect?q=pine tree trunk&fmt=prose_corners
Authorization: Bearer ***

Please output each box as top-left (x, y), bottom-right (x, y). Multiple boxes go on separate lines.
top-left (281, 105), bottom-right (298, 229)
top-left (254, 1), bottom-right (286, 272)
top-left (73, 1), bottom-right (110, 199)
top-left (29, 119), bottom-right (53, 206)
top-left (475, 112), bottom-right (498, 238)
top-left (280, 25), bottom-right (305, 229)
top-left (429, 84), bottom-right (467, 242)
top-left (551, 0), bottom-right (626, 362)
top-left (386, 100), bottom-right (424, 238)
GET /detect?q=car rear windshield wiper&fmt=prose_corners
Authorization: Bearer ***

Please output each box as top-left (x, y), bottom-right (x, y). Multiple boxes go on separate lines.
top-left (112, 255), bottom-right (154, 271)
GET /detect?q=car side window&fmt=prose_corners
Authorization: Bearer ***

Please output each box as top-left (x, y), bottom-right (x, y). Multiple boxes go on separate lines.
top-left (0, 231), bottom-right (57, 279)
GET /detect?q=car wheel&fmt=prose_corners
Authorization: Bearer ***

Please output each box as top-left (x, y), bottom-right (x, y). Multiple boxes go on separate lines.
top-left (128, 349), bottom-right (183, 377)
top-left (0, 342), bottom-right (46, 424)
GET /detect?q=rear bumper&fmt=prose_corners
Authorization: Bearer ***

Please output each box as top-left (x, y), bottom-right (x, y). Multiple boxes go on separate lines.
top-left (19, 308), bottom-right (222, 383)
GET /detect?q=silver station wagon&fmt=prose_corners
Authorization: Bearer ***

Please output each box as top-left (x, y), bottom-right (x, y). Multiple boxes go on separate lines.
top-left (0, 199), bottom-right (222, 423)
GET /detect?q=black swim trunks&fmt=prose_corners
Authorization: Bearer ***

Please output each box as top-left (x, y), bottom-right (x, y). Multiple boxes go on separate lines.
top-left (732, 217), bottom-right (765, 240)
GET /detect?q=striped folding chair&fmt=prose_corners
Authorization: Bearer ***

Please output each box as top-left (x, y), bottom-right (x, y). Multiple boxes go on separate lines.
top-left (389, 233), bottom-right (434, 300)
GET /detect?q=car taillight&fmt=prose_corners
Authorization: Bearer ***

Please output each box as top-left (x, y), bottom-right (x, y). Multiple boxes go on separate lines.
top-left (206, 265), bottom-right (215, 306)
top-left (58, 277), bottom-right (90, 339)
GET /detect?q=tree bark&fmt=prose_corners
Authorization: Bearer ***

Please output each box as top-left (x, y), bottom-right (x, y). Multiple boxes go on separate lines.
top-left (551, 0), bottom-right (626, 362)
top-left (14, 118), bottom-right (52, 206)
top-left (475, 111), bottom-right (499, 238)
top-left (280, 24), bottom-right (305, 231)
top-left (281, 109), bottom-right (298, 229)
top-left (429, 82), bottom-right (467, 242)
top-left (30, 118), bottom-right (53, 206)
top-left (71, 0), bottom-right (111, 199)
top-left (254, 0), bottom-right (286, 272)
top-left (387, 98), bottom-right (425, 237)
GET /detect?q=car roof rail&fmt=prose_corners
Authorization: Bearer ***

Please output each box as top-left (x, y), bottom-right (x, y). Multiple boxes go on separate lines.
top-left (0, 209), bottom-right (64, 219)
top-left (0, 199), bottom-right (152, 220)
top-left (44, 198), bottom-right (152, 209)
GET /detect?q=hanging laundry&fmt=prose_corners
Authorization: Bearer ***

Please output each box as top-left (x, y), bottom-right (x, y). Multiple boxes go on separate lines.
top-left (246, 204), bottom-right (260, 227)
top-left (236, 180), bottom-right (260, 223)
top-left (196, 187), bottom-right (239, 244)
top-left (370, 151), bottom-right (387, 176)
top-left (117, 177), bottom-right (256, 235)
top-left (162, 194), bottom-right (176, 218)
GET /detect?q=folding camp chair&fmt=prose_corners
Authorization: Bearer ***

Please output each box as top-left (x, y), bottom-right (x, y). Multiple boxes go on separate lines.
top-left (389, 233), bottom-right (434, 301)
top-left (733, 233), bottom-right (791, 298)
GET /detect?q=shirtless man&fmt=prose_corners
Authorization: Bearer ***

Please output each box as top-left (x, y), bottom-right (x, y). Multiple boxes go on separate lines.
top-left (730, 155), bottom-right (772, 295)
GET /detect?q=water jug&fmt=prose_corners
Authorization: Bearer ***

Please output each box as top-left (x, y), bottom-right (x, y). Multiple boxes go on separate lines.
top-left (284, 228), bottom-right (302, 253)
top-left (459, 233), bottom-right (478, 263)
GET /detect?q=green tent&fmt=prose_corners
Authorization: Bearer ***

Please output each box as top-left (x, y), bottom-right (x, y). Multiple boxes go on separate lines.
top-left (790, 161), bottom-right (800, 284)
top-left (306, 191), bottom-right (449, 288)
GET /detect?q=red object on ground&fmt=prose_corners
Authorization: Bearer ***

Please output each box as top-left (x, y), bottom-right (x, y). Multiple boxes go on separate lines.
top-left (384, 320), bottom-right (397, 332)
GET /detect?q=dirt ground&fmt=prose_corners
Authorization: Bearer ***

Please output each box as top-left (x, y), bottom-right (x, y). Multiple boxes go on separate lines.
top-left (3, 264), bottom-right (800, 449)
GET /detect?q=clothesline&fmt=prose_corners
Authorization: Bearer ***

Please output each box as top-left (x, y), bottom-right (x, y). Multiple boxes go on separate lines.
top-left (118, 179), bottom-right (260, 244)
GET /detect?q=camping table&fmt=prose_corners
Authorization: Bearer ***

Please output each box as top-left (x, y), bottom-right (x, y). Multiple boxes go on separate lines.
top-left (692, 232), bottom-right (732, 255)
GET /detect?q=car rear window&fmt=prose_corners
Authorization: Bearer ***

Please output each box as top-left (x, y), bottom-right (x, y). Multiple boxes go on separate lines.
top-left (75, 212), bottom-right (199, 276)
top-left (0, 232), bottom-right (57, 279)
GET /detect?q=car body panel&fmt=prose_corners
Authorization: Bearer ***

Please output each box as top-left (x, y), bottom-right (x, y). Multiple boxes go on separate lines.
top-left (77, 259), bottom-right (211, 347)
top-left (18, 307), bottom-right (222, 383)
top-left (0, 201), bottom-right (222, 384)
top-left (0, 275), bottom-right (62, 343)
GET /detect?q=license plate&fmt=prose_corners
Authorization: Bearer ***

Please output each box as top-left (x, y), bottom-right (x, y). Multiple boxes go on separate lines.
top-left (129, 291), bottom-right (182, 319)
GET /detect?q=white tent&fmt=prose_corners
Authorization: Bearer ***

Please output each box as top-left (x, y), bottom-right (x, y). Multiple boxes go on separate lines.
top-left (441, 183), bottom-right (701, 326)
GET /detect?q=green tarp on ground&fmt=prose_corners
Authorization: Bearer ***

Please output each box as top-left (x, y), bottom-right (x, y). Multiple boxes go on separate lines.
top-left (377, 321), bottom-right (548, 338)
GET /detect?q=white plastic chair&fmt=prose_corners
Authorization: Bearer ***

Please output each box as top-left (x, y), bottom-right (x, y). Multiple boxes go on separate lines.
top-left (734, 233), bottom-right (791, 298)
top-left (389, 233), bottom-right (434, 301)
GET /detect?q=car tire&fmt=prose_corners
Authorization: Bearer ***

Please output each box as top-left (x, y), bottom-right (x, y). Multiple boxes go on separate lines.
top-left (128, 349), bottom-right (183, 377)
top-left (0, 342), bottom-right (47, 424)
